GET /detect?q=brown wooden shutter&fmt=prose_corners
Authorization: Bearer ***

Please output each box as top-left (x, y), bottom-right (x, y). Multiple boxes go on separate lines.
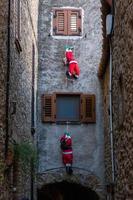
top-left (81, 94), bottom-right (96, 123)
top-left (68, 10), bottom-right (82, 36)
top-left (53, 10), bottom-right (67, 35)
top-left (42, 94), bottom-right (56, 122)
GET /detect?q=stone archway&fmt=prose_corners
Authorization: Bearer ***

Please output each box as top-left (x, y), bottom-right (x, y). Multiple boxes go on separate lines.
top-left (38, 181), bottom-right (100, 200)
top-left (37, 168), bottom-right (105, 199)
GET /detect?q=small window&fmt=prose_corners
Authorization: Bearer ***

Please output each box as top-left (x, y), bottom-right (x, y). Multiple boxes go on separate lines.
top-left (42, 93), bottom-right (96, 123)
top-left (53, 9), bottom-right (82, 36)
top-left (56, 94), bottom-right (80, 121)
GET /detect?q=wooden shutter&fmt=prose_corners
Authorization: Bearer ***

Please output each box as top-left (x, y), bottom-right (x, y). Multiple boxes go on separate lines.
top-left (68, 10), bottom-right (82, 36)
top-left (42, 94), bottom-right (56, 122)
top-left (81, 94), bottom-right (96, 123)
top-left (53, 10), bottom-right (67, 35)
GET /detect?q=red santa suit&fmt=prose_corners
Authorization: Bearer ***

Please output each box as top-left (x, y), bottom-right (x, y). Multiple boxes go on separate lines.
top-left (68, 60), bottom-right (80, 78)
top-left (65, 49), bottom-right (80, 79)
top-left (60, 133), bottom-right (73, 174)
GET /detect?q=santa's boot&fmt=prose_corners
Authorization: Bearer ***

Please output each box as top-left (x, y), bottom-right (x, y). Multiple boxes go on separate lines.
top-left (66, 164), bottom-right (73, 175)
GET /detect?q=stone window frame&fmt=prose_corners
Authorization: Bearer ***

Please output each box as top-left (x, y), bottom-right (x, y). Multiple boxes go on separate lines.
top-left (41, 93), bottom-right (96, 124)
top-left (51, 7), bottom-right (83, 38)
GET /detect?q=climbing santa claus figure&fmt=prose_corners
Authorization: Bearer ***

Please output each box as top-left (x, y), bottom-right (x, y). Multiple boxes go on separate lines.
top-left (64, 47), bottom-right (80, 80)
top-left (60, 132), bottom-right (73, 175)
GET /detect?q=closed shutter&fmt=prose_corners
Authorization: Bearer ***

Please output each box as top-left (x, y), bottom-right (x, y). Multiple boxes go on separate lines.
top-left (81, 94), bottom-right (96, 123)
top-left (68, 10), bottom-right (82, 36)
top-left (53, 9), bottom-right (82, 36)
top-left (53, 10), bottom-right (67, 35)
top-left (42, 94), bottom-right (56, 122)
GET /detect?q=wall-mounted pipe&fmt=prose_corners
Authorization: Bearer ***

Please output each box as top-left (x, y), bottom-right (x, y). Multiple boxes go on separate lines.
top-left (109, 38), bottom-right (115, 183)
top-left (109, 0), bottom-right (115, 184)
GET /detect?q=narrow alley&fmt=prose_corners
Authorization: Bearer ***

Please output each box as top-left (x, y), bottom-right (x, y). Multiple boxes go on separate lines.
top-left (0, 0), bottom-right (133, 200)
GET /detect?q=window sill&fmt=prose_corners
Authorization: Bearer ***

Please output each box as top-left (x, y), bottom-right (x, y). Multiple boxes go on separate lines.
top-left (56, 121), bottom-right (81, 125)
top-left (51, 35), bottom-right (83, 40)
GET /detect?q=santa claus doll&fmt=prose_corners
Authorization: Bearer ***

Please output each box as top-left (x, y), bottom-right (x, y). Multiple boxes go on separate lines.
top-left (64, 48), bottom-right (80, 80)
top-left (60, 132), bottom-right (73, 175)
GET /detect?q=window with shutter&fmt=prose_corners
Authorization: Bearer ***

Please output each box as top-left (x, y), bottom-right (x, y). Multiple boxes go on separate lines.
top-left (81, 94), bottom-right (96, 123)
top-left (68, 10), bottom-right (82, 35)
top-left (41, 94), bottom-right (56, 122)
top-left (53, 10), bottom-right (67, 35)
top-left (53, 8), bottom-right (82, 36)
top-left (42, 93), bottom-right (96, 123)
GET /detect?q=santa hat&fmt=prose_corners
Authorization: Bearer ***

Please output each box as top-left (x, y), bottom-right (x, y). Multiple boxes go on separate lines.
top-left (64, 131), bottom-right (71, 139)
top-left (65, 48), bottom-right (74, 62)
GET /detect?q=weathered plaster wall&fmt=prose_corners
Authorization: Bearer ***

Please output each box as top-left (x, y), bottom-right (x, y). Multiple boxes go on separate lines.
top-left (112, 0), bottom-right (133, 199)
top-left (37, 0), bottom-right (105, 197)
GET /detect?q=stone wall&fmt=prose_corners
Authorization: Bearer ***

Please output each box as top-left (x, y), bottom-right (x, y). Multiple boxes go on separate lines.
top-left (37, 169), bottom-right (104, 199)
top-left (112, 0), bottom-right (133, 199)
top-left (9, 0), bottom-right (39, 199)
top-left (0, 0), bottom-right (39, 199)
top-left (37, 0), bottom-right (105, 198)
top-left (0, 0), bottom-right (8, 130)
top-left (0, 1), bottom-right (10, 199)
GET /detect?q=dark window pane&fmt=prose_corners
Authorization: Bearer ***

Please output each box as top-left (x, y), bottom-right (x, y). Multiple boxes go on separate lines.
top-left (56, 95), bottom-right (80, 121)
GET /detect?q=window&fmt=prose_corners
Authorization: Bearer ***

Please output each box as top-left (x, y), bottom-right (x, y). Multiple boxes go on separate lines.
top-left (53, 9), bottom-right (82, 36)
top-left (42, 93), bottom-right (96, 123)
top-left (56, 94), bottom-right (80, 121)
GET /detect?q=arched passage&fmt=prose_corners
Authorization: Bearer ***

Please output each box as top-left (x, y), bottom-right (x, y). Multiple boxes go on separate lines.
top-left (37, 181), bottom-right (100, 200)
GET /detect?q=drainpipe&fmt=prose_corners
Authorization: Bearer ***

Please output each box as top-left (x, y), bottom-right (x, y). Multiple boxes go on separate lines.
top-left (106, 0), bottom-right (115, 186)
top-left (5, 0), bottom-right (11, 157)
top-left (107, 1), bottom-right (115, 194)
top-left (110, 0), bottom-right (115, 184)
top-left (109, 38), bottom-right (115, 183)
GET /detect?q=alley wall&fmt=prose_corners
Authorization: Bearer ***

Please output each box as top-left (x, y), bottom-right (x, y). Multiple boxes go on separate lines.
top-left (112, 0), bottom-right (133, 199)
top-left (37, 0), bottom-right (105, 198)
top-left (0, 0), bottom-right (39, 199)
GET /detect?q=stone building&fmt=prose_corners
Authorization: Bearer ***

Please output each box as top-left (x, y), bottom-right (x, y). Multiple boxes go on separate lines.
top-left (99, 0), bottom-right (133, 199)
top-left (112, 0), bottom-right (133, 199)
top-left (0, 0), bottom-right (39, 199)
top-left (0, 0), bottom-right (133, 199)
top-left (37, 0), bottom-right (105, 199)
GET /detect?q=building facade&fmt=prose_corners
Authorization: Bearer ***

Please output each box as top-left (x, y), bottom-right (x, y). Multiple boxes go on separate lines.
top-left (112, 0), bottom-right (133, 199)
top-left (99, 0), bottom-right (133, 199)
top-left (37, 0), bottom-right (105, 199)
top-left (0, 1), bottom-right (11, 199)
top-left (0, 0), bottom-right (132, 199)
top-left (0, 0), bottom-right (39, 199)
